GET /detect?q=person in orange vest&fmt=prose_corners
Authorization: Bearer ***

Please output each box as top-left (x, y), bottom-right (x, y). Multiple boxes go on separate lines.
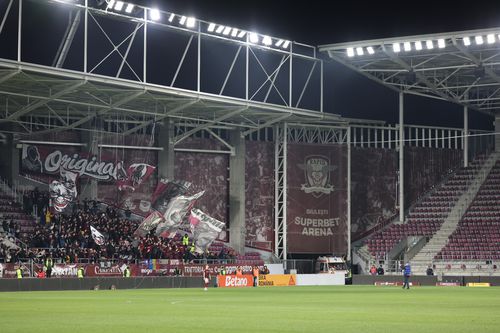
top-left (252, 266), bottom-right (260, 287)
top-left (235, 266), bottom-right (243, 276)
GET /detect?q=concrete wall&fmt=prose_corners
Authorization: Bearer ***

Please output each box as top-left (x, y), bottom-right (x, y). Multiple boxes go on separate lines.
top-left (0, 276), bottom-right (216, 292)
top-left (353, 275), bottom-right (438, 286)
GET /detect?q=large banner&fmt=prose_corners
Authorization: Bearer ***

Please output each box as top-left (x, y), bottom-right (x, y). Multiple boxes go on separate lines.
top-left (286, 143), bottom-right (348, 254)
top-left (258, 274), bottom-right (296, 287)
top-left (245, 141), bottom-right (274, 251)
top-left (351, 148), bottom-right (398, 240)
top-left (217, 275), bottom-right (254, 288)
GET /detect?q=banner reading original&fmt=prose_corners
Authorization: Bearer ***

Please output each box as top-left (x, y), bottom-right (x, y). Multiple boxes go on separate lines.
top-left (258, 274), bottom-right (296, 287)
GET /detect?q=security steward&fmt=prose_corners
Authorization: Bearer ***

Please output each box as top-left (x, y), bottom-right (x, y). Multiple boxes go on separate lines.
top-left (16, 266), bottom-right (23, 279)
top-left (123, 266), bottom-right (131, 278)
top-left (77, 266), bottom-right (85, 278)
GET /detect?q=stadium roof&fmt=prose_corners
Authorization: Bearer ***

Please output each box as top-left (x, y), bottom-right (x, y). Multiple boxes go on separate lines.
top-left (319, 26), bottom-right (500, 116)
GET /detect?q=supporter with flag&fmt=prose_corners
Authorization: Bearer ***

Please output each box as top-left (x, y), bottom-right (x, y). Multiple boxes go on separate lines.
top-left (90, 225), bottom-right (105, 246)
top-left (189, 208), bottom-right (225, 254)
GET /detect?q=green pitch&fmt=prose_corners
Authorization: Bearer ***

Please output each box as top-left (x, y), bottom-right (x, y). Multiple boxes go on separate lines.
top-left (1, 285), bottom-right (499, 333)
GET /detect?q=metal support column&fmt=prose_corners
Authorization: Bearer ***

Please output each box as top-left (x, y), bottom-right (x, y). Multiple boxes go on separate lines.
top-left (347, 126), bottom-right (351, 261)
top-left (399, 92), bottom-right (405, 223)
top-left (274, 122), bottom-right (288, 261)
top-left (17, 0), bottom-right (22, 62)
top-left (464, 106), bottom-right (469, 167)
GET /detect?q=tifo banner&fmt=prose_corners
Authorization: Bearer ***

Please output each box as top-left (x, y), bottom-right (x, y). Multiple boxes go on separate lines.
top-left (286, 143), bottom-right (348, 254)
top-left (245, 141), bottom-right (274, 251)
top-left (217, 275), bottom-right (253, 288)
top-left (351, 148), bottom-right (398, 240)
top-left (258, 274), bottom-right (296, 287)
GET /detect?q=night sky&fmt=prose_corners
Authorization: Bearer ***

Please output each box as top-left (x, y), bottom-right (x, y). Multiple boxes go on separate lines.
top-left (4, 0), bottom-right (500, 129)
top-left (135, 0), bottom-right (500, 130)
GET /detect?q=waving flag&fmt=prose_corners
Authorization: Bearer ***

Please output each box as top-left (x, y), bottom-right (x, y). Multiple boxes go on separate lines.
top-left (155, 191), bottom-right (205, 237)
top-left (90, 225), bottom-right (105, 246)
top-left (189, 208), bottom-right (225, 254)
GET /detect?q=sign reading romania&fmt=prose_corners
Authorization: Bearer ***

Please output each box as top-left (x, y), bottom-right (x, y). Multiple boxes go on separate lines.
top-left (287, 143), bottom-right (348, 254)
top-left (258, 274), bottom-right (296, 287)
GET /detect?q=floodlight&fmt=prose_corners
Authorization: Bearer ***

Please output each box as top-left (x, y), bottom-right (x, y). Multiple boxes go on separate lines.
top-left (392, 43), bottom-right (401, 53)
top-left (262, 36), bottom-right (272, 46)
top-left (216, 25), bottom-right (225, 33)
top-left (356, 47), bottom-right (364, 56)
top-left (487, 34), bottom-right (495, 44)
top-left (114, 1), bottom-right (124, 11)
top-left (125, 3), bottom-right (134, 13)
top-left (207, 23), bottom-right (216, 32)
top-left (475, 36), bottom-right (484, 45)
top-left (231, 28), bottom-right (238, 37)
top-left (415, 41), bottom-right (422, 50)
top-left (347, 48), bottom-right (355, 57)
top-left (168, 13), bottom-right (175, 22)
top-left (179, 16), bottom-right (187, 25)
top-left (186, 17), bottom-right (196, 28)
top-left (107, 0), bottom-right (115, 9)
top-left (437, 39), bottom-right (445, 48)
top-left (275, 39), bottom-right (284, 47)
top-left (249, 33), bottom-right (259, 43)
top-left (282, 40), bottom-right (290, 49)
top-left (223, 26), bottom-right (231, 35)
top-left (237, 31), bottom-right (246, 38)
top-left (425, 40), bottom-right (433, 49)
top-left (150, 9), bottom-right (160, 21)
top-left (367, 46), bottom-right (375, 54)
top-left (403, 42), bottom-right (411, 51)
top-left (463, 37), bottom-right (471, 46)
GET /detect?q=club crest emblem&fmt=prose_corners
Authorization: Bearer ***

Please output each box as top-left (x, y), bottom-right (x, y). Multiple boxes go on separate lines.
top-left (299, 155), bottom-right (335, 197)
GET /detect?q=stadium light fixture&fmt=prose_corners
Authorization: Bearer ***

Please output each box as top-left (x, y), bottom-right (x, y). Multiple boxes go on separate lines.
top-left (347, 48), bottom-right (355, 57)
top-left (223, 26), bottom-right (232, 35)
top-left (114, 1), bottom-right (124, 11)
top-left (231, 28), bottom-right (238, 37)
top-left (275, 39), bottom-right (284, 47)
top-left (282, 40), bottom-right (290, 49)
top-left (367, 46), bottom-right (375, 54)
top-left (403, 42), bottom-right (411, 52)
top-left (237, 31), bottom-right (246, 38)
top-left (487, 34), bottom-right (495, 44)
top-left (186, 17), bottom-right (196, 28)
top-left (216, 25), bottom-right (225, 33)
top-left (437, 38), bottom-right (445, 48)
top-left (107, 0), bottom-right (115, 9)
top-left (262, 36), bottom-right (272, 46)
top-left (249, 33), bottom-right (259, 43)
top-left (207, 23), bottom-right (216, 32)
top-left (355, 47), bottom-right (364, 56)
top-left (125, 3), bottom-right (134, 13)
top-left (414, 41), bottom-right (422, 51)
top-left (463, 37), bottom-right (471, 46)
top-left (150, 8), bottom-right (160, 21)
top-left (179, 16), bottom-right (187, 25)
top-left (425, 40), bottom-right (433, 49)
top-left (475, 36), bottom-right (484, 45)
top-left (168, 13), bottom-right (175, 22)
top-left (392, 43), bottom-right (401, 53)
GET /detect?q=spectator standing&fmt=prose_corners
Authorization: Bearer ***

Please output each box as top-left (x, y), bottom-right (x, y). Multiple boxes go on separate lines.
top-left (370, 265), bottom-right (377, 275)
top-left (426, 265), bottom-right (434, 276)
top-left (45, 256), bottom-right (53, 278)
top-left (377, 265), bottom-right (385, 275)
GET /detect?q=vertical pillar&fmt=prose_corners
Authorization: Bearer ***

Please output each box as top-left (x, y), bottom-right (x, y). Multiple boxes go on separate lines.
top-left (464, 106), bottom-right (469, 167)
top-left (229, 130), bottom-right (245, 254)
top-left (399, 92), bottom-right (405, 223)
top-left (80, 127), bottom-right (97, 200)
top-left (347, 127), bottom-right (351, 261)
top-left (158, 119), bottom-right (175, 179)
top-left (495, 116), bottom-right (500, 152)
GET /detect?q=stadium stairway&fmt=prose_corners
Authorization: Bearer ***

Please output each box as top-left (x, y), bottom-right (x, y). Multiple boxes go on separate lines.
top-left (410, 151), bottom-right (500, 274)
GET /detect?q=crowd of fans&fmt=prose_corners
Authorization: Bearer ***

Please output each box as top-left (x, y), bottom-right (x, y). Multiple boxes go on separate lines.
top-left (1, 190), bottom-right (236, 264)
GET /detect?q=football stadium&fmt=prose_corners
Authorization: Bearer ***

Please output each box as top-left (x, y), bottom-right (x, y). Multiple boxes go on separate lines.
top-left (0, 0), bottom-right (500, 332)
